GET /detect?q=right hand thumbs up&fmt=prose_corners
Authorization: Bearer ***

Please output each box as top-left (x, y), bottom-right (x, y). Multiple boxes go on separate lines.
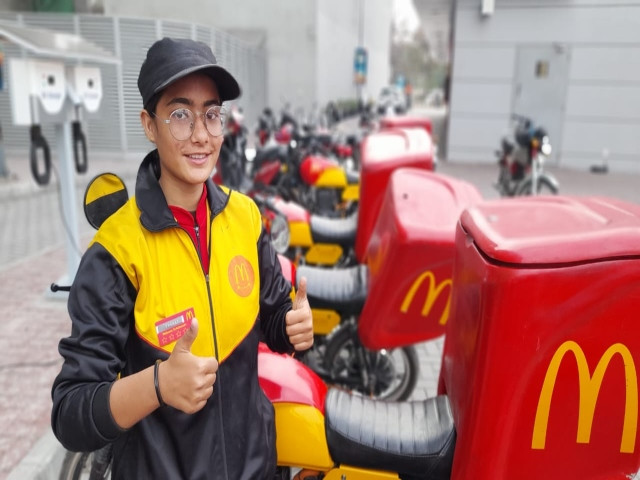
top-left (162, 317), bottom-right (218, 414)
top-left (174, 317), bottom-right (199, 353)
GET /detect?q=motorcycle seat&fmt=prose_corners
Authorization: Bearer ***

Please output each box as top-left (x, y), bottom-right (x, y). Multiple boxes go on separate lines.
top-left (253, 144), bottom-right (288, 167)
top-left (296, 264), bottom-right (367, 315)
top-left (325, 388), bottom-right (456, 478)
top-left (310, 212), bottom-right (358, 247)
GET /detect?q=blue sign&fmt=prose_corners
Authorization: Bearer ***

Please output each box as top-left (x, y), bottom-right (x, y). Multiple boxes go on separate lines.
top-left (354, 47), bottom-right (367, 85)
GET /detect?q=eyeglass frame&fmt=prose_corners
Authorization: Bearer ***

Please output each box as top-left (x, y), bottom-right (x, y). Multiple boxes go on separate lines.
top-left (152, 105), bottom-right (228, 140)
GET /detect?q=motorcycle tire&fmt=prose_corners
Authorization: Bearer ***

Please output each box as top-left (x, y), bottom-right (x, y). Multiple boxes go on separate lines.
top-left (59, 447), bottom-right (112, 480)
top-left (516, 175), bottom-right (559, 196)
top-left (322, 323), bottom-right (419, 401)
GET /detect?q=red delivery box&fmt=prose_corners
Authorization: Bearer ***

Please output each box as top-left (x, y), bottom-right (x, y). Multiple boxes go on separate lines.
top-left (359, 167), bottom-right (482, 350)
top-left (356, 127), bottom-right (435, 263)
top-left (379, 115), bottom-right (433, 135)
top-left (440, 195), bottom-right (640, 480)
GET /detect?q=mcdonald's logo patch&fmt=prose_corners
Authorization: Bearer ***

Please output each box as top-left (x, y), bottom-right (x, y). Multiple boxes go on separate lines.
top-left (228, 255), bottom-right (255, 297)
top-left (532, 340), bottom-right (638, 453)
top-left (400, 270), bottom-right (452, 325)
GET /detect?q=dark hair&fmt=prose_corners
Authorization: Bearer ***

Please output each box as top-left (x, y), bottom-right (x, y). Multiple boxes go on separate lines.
top-left (144, 92), bottom-right (162, 115)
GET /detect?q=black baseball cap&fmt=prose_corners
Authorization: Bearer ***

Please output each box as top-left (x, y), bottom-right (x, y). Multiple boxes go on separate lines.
top-left (138, 37), bottom-right (241, 109)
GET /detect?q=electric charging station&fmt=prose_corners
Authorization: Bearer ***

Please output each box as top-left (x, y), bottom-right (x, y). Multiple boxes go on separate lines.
top-left (0, 20), bottom-right (119, 292)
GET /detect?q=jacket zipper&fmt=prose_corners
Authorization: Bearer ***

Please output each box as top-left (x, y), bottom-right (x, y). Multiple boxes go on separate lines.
top-left (193, 221), bottom-right (230, 480)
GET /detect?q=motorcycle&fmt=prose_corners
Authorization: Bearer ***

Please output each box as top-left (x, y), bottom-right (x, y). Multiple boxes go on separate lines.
top-left (61, 171), bottom-right (640, 479)
top-left (255, 124), bottom-right (438, 268)
top-left (212, 105), bottom-right (252, 192)
top-left (255, 107), bottom-right (278, 147)
top-left (251, 114), bottom-right (360, 218)
top-left (494, 114), bottom-right (559, 196)
top-left (297, 167), bottom-right (482, 401)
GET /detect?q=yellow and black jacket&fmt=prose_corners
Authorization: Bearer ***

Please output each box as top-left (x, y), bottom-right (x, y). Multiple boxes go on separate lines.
top-left (51, 151), bottom-right (294, 479)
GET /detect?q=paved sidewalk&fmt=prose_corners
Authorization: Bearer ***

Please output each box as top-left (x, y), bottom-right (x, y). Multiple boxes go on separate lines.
top-left (0, 152), bottom-right (139, 480)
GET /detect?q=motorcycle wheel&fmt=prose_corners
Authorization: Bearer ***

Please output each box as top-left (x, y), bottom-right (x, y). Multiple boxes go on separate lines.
top-left (516, 175), bottom-right (559, 196)
top-left (323, 324), bottom-right (419, 401)
top-left (59, 446), bottom-right (112, 480)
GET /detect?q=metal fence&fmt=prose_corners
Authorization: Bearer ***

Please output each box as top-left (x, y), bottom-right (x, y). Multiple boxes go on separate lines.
top-left (0, 12), bottom-right (266, 156)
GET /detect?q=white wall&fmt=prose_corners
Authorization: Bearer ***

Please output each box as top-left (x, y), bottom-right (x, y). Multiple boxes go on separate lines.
top-left (316, 0), bottom-right (392, 107)
top-left (449, 0), bottom-right (640, 172)
top-left (104, 0), bottom-right (392, 121)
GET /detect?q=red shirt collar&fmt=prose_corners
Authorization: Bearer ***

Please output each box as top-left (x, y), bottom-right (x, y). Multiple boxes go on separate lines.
top-left (168, 185), bottom-right (210, 273)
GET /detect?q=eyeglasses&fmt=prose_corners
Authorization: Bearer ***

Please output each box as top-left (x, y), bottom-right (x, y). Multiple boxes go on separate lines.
top-left (154, 105), bottom-right (227, 140)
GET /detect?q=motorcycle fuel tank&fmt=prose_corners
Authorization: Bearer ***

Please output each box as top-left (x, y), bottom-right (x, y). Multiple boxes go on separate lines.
top-left (299, 155), bottom-right (346, 188)
top-left (359, 167), bottom-right (481, 350)
top-left (441, 195), bottom-right (640, 480)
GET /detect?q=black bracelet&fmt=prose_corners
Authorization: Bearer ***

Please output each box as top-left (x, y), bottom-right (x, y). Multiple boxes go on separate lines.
top-left (154, 359), bottom-right (166, 408)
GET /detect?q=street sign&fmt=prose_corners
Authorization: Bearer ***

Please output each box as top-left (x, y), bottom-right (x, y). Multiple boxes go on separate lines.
top-left (354, 46), bottom-right (367, 85)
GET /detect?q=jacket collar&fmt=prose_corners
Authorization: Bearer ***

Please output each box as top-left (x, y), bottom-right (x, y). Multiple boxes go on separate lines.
top-left (135, 149), bottom-right (230, 231)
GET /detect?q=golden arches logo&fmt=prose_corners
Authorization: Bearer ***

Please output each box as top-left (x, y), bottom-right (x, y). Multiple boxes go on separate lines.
top-left (227, 256), bottom-right (254, 297)
top-left (532, 341), bottom-right (638, 453)
top-left (399, 271), bottom-right (452, 325)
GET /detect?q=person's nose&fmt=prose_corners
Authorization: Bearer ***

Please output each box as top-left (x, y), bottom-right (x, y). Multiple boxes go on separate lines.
top-left (190, 113), bottom-right (210, 143)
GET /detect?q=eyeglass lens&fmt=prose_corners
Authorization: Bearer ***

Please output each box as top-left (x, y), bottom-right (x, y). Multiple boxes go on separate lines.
top-left (168, 106), bottom-right (226, 140)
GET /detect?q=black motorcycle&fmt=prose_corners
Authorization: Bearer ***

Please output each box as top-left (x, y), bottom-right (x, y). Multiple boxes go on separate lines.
top-left (494, 114), bottom-right (559, 196)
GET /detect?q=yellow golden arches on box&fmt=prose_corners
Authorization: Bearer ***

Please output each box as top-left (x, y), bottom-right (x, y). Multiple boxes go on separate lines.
top-left (400, 270), bottom-right (452, 326)
top-left (532, 340), bottom-right (638, 454)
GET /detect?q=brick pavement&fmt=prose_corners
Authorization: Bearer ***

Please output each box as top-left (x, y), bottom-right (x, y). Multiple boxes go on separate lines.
top-left (0, 245), bottom-right (68, 480)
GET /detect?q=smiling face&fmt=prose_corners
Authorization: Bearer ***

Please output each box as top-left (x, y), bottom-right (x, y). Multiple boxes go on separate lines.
top-left (140, 72), bottom-right (222, 210)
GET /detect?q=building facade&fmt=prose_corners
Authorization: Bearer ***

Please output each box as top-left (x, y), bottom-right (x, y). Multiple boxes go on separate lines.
top-left (448, 0), bottom-right (640, 172)
top-left (0, 1), bottom-right (392, 156)
top-left (103, 0), bottom-right (392, 121)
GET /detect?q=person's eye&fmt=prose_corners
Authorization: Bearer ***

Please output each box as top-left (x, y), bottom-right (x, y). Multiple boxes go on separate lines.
top-left (171, 109), bottom-right (192, 121)
top-left (205, 107), bottom-right (220, 120)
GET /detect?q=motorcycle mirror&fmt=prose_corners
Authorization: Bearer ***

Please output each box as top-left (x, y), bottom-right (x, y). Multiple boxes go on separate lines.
top-left (83, 172), bottom-right (129, 230)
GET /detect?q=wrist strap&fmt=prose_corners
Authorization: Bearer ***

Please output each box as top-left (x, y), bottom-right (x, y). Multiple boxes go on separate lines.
top-left (154, 359), bottom-right (166, 408)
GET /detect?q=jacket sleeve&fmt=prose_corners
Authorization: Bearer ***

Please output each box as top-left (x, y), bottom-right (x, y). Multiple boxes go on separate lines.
top-left (257, 227), bottom-right (294, 354)
top-left (51, 242), bottom-right (136, 452)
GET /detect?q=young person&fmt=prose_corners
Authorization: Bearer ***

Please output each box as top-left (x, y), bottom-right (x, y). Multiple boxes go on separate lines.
top-left (51, 37), bottom-right (313, 479)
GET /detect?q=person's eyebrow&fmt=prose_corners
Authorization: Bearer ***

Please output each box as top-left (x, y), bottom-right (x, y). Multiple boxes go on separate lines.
top-left (166, 97), bottom-right (193, 107)
top-left (166, 97), bottom-right (221, 108)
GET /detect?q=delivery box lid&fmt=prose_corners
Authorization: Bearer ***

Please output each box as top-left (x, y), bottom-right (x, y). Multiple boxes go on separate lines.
top-left (461, 196), bottom-right (640, 265)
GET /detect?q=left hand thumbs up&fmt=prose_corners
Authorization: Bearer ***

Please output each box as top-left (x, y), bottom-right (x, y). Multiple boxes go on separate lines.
top-left (285, 276), bottom-right (314, 351)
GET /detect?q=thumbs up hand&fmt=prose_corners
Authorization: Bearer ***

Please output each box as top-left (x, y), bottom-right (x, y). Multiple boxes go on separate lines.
top-left (160, 318), bottom-right (219, 414)
top-left (285, 277), bottom-right (314, 351)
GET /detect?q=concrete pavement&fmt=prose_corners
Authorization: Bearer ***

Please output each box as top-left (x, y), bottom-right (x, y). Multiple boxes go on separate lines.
top-left (0, 152), bottom-right (139, 480)
top-left (1, 116), bottom-right (640, 479)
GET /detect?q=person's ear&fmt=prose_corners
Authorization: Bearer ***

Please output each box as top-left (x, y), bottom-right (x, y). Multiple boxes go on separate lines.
top-left (140, 109), bottom-right (157, 144)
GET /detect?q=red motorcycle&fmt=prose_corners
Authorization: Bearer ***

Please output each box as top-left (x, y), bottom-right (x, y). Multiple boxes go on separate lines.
top-left (297, 166), bottom-right (482, 400)
top-left (257, 125), bottom-right (438, 268)
top-left (260, 191), bottom-right (640, 480)
top-left (251, 122), bottom-right (360, 217)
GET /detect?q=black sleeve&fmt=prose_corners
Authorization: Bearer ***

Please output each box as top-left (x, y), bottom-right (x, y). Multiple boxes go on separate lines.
top-left (51, 243), bottom-right (136, 452)
top-left (257, 227), bottom-right (294, 354)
